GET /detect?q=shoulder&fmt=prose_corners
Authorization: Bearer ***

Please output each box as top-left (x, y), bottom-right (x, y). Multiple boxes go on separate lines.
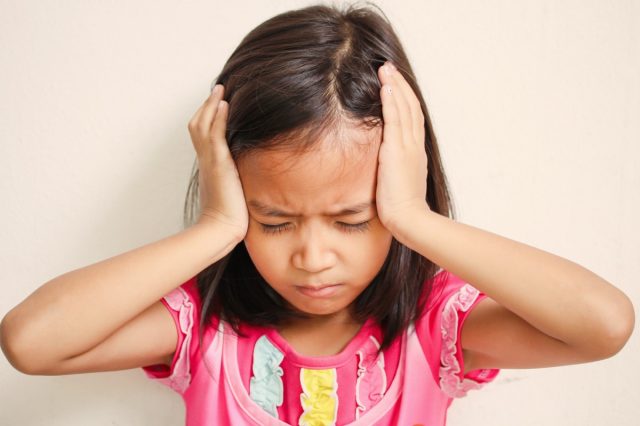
top-left (157, 275), bottom-right (221, 357)
top-left (413, 270), bottom-right (500, 398)
top-left (161, 277), bottom-right (208, 321)
top-left (415, 269), bottom-right (486, 341)
top-left (167, 276), bottom-right (200, 303)
top-left (141, 276), bottom-right (222, 393)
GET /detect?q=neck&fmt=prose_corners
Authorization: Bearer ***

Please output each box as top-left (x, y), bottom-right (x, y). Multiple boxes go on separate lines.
top-left (278, 308), bottom-right (362, 332)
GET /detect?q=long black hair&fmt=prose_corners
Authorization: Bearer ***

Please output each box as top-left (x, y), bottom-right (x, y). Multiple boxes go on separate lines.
top-left (184, 2), bottom-right (456, 355)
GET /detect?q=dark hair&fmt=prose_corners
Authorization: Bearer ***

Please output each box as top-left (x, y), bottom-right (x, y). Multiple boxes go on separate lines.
top-left (184, 1), bottom-right (456, 356)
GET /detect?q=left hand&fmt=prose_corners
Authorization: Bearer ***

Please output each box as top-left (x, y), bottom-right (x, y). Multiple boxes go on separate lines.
top-left (375, 61), bottom-right (430, 233)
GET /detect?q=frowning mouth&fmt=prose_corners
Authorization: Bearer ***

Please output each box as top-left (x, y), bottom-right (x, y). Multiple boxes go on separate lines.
top-left (296, 284), bottom-right (342, 298)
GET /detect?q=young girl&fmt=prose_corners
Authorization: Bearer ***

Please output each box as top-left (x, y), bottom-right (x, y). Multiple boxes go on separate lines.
top-left (1, 3), bottom-right (634, 425)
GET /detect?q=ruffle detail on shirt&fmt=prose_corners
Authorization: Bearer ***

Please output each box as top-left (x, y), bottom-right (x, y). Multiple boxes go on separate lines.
top-left (439, 283), bottom-right (492, 398)
top-left (249, 335), bottom-right (285, 419)
top-left (299, 368), bottom-right (338, 426)
top-left (354, 336), bottom-right (387, 420)
top-left (160, 286), bottom-right (195, 393)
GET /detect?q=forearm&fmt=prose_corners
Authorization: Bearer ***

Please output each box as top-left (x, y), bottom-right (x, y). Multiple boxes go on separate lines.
top-left (1, 220), bottom-right (240, 362)
top-left (391, 206), bottom-right (635, 354)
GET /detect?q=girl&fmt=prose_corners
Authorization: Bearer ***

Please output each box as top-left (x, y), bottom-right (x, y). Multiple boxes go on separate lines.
top-left (1, 3), bottom-right (634, 425)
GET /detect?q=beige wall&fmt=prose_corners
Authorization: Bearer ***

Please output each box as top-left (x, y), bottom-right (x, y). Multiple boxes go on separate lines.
top-left (1, 0), bottom-right (637, 424)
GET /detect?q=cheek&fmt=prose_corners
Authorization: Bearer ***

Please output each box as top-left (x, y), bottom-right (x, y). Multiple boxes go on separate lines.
top-left (364, 230), bottom-right (393, 268)
top-left (341, 231), bottom-right (392, 272)
top-left (243, 229), bottom-right (269, 262)
top-left (243, 228), bottom-right (284, 276)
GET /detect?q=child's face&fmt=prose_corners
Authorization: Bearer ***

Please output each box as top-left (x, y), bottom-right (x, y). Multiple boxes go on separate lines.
top-left (238, 123), bottom-right (393, 322)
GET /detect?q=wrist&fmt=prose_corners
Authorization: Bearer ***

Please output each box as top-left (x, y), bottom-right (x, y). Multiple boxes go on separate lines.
top-left (195, 216), bottom-right (246, 244)
top-left (384, 203), bottom-right (434, 245)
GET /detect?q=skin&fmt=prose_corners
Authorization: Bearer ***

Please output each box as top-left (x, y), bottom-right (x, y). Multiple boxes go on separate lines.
top-left (199, 62), bottom-right (634, 365)
top-left (4, 62), bottom-right (630, 377)
top-left (237, 124), bottom-right (393, 336)
top-left (373, 61), bottom-right (634, 372)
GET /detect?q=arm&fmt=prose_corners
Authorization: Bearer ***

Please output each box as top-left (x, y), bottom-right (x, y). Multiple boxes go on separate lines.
top-left (0, 219), bottom-right (241, 373)
top-left (375, 61), bottom-right (634, 373)
top-left (392, 207), bottom-right (635, 363)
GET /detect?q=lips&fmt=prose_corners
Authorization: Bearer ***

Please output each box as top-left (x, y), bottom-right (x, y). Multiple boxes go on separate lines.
top-left (298, 283), bottom-right (340, 290)
top-left (296, 283), bottom-right (342, 298)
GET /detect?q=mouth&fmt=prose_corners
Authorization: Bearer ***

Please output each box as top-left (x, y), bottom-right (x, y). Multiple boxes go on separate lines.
top-left (296, 283), bottom-right (342, 298)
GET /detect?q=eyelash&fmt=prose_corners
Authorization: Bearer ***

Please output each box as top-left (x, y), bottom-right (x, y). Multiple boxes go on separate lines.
top-left (260, 221), bottom-right (371, 235)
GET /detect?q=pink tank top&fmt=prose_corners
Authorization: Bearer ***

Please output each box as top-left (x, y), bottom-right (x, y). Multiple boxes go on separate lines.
top-left (141, 270), bottom-right (500, 425)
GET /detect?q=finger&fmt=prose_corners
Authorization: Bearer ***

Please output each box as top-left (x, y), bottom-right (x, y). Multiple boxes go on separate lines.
top-left (211, 99), bottom-right (229, 152)
top-left (188, 87), bottom-right (219, 135)
top-left (385, 63), bottom-right (425, 146)
top-left (188, 102), bottom-right (206, 133)
top-left (188, 105), bottom-right (209, 159)
top-left (378, 65), bottom-right (403, 151)
top-left (198, 84), bottom-right (225, 136)
top-left (381, 63), bottom-right (413, 147)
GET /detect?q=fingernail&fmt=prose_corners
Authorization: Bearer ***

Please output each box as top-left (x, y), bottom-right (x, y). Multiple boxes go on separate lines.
top-left (387, 61), bottom-right (397, 71)
top-left (212, 84), bottom-right (220, 95)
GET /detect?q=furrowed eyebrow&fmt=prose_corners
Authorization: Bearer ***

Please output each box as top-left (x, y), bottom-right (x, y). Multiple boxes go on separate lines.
top-left (248, 200), bottom-right (375, 218)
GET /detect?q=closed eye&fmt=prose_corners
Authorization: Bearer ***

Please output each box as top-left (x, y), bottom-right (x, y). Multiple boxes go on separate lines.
top-left (259, 220), bottom-right (371, 235)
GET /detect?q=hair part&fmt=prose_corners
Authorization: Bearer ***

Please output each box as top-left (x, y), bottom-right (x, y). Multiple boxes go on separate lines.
top-left (184, 1), bottom-right (457, 358)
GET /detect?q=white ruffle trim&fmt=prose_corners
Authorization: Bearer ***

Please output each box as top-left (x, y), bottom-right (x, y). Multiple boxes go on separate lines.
top-left (156, 286), bottom-right (195, 393)
top-left (439, 283), bottom-right (493, 398)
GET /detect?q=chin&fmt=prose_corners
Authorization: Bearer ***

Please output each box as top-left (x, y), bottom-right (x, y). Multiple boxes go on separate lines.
top-left (290, 298), bottom-right (352, 318)
top-left (292, 303), bottom-right (336, 316)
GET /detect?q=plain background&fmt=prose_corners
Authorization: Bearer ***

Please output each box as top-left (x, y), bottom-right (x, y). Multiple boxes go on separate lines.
top-left (1, 0), bottom-right (638, 424)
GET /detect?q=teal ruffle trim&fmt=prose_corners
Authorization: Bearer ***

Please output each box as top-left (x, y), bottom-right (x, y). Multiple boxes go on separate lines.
top-left (249, 335), bottom-right (285, 418)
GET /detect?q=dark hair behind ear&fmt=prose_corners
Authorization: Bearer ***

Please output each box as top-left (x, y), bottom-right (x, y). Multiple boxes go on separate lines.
top-left (183, 1), bottom-right (457, 355)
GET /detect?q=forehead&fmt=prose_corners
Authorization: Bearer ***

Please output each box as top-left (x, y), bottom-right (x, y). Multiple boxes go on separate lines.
top-left (237, 124), bottom-right (382, 214)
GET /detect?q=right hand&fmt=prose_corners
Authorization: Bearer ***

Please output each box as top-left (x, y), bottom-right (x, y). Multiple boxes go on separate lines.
top-left (187, 84), bottom-right (248, 240)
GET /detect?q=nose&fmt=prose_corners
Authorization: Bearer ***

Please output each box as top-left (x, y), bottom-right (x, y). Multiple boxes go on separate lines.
top-left (292, 223), bottom-right (337, 273)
